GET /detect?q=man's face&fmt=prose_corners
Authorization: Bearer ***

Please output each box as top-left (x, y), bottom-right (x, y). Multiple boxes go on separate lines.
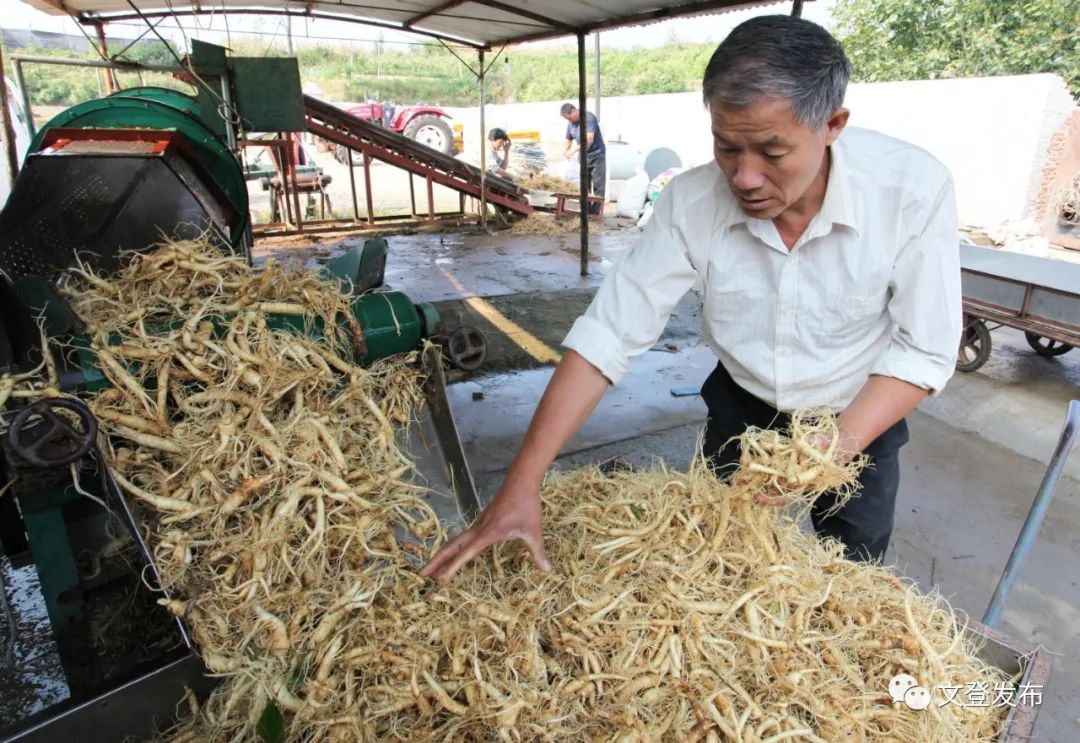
top-left (710, 98), bottom-right (847, 220)
top-left (563, 110), bottom-right (580, 124)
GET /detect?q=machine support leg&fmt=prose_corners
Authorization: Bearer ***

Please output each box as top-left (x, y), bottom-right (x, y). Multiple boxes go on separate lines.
top-left (22, 505), bottom-right (83, 628)
top-left (0, 41), bottom-right (21, 189)
top-left (347, 148), bottom-right (360, 222)
top-left (363, 152), bottom-right (375, 226)
top-left (13, 59), bottom-right (35, 138)
top-left (983, 399), bottom-right (1080, 628)
top-left (409, 174), bottom-right (417, 217)
top-left (219, 79), bottom-right (237, 151)
top-left (275, 137), bottom-right (294, 228)
top-left (93, 22), bottom-right (118, 94)
top-left (577, 32), bottom-right (589, 277)
top-left (479, 49), bottom-right (487, 230)
top-left (427, 174), bottom-right (435, 219)
top-left (287, 133), bottom-right (303, 231)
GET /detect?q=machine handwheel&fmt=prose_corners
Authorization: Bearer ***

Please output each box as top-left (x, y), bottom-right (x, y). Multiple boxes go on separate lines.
top-left (7, 398), bottom-right (98, 467)
top-left (447, 326), bottom-right (487, 372)
top-left (956, 316), bottom-right (992, 373)
top-left (1024, 332), bottom-right (1073, 357)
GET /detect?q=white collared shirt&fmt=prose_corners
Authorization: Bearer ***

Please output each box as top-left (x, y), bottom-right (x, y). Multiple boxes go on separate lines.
top-left (562, 126), bottom-right (962, 412)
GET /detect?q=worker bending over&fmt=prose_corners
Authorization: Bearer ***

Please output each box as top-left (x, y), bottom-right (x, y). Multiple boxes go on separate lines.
top-left (424, 16), bottom-right (961, 583)
top-left (560, 102), bottom-right (606, 204)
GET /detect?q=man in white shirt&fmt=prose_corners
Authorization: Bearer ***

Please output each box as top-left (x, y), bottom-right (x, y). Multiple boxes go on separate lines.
top-left (423, 15), bottom-right (961, 582)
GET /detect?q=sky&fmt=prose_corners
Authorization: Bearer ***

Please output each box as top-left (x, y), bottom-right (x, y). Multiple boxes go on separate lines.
top-left (0, 0), bottom-right (838, 52)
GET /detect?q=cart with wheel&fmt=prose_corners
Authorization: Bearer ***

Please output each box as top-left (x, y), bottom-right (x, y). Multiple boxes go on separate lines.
top-left (957, 242), bottom-right (1080, 372)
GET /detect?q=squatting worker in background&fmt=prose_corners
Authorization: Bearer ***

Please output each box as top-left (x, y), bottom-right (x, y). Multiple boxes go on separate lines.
top-left (487, 128), bottom-right (512, 178)
top-left (560, 102), bottom-right (606, 203)
top-left (423, 15), bottom-right (961, 583)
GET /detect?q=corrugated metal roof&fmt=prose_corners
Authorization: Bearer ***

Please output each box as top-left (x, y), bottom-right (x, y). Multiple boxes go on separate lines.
top-left (18, 0), bottom-right (780, 49)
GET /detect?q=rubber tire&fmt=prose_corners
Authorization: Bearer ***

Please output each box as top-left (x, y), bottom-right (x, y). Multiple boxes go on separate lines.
top-left (403, 115), bottom-right (454, 155)
top-left (1024, 331), bottom-right (1073, 357)
top-left (334, 144), bottom-right (361, 166)
top-left (956, 317), bottom-right (992, 373)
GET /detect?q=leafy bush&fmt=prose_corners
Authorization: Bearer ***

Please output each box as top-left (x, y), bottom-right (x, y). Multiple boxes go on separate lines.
top-left (833, 0), bottom-right (1080, 98)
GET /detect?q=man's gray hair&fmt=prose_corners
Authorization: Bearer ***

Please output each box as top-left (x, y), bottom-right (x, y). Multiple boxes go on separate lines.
top-left (702, 15), bottom-right (851, 128)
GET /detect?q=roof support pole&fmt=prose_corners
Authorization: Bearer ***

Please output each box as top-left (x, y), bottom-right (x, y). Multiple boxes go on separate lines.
top-left (92, 21), bottom-right (118, 94)
top-left (0, 39), bottom-right (20, 190)
top-left (594, 32), bottom-right (601, 122)
top-left (577, 31), bottom-right (589, 276)
top-left (479, 48), bottom-right (488, 230)
top-left (11, 59), bottom-right (33, 139)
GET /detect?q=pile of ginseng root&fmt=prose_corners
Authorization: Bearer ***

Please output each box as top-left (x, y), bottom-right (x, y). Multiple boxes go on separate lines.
top-left (3, 239), bottom-right (1011, 742)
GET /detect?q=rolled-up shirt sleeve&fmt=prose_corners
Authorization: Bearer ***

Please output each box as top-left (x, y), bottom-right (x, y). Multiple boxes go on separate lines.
top-left (562, 186), bottom-right (699, 384)
top-left (870, 174), bottom-right (962, 394)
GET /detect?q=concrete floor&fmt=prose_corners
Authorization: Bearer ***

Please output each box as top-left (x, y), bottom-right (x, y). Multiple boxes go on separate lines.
top-left (363, 226), bottom-right (1079, 741)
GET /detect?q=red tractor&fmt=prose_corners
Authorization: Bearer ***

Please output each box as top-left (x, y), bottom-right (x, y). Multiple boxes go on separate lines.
top-left (333, 101), bottom-right (458, 161)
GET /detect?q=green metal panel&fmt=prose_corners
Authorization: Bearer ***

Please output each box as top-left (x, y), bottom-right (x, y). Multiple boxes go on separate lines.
top-left (357, 239), bottom-right (389, 294)
top-left (320, 239), bottom-right (387, 295)
top-left (72, 335), bottom-right (109, 393)
top-left (191, 39), bottom-right (229, 76)
top-left (28, 96), bottom-right (248, 249)
top-left (21, 494), bottom-right (83, 627)
top-left (229, 57), bottom-right (306, 133)
top-left (320, 246), bottom-right (364, 294)
top-left (11, 276), bottom-right (78, 336)
top-left (191, 39), bottom-right (229, 140)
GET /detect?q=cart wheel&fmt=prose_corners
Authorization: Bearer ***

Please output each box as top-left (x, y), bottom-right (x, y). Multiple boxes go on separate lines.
top-left (957, 317), bottom-right (992, 373)
top-left (1024, 332), bottom-right (1074, 357)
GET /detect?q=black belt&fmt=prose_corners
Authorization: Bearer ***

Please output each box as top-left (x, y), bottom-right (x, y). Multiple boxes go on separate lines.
top-left (701, 360), bottom-right (909, 457)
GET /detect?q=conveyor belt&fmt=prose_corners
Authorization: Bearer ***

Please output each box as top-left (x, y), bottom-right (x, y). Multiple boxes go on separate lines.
top-left (303, 96), bottom-right (531, 216)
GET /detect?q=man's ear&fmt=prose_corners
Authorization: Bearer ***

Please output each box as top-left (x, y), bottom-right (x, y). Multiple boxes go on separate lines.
top-left (824, 108), bottom-right (850, 146)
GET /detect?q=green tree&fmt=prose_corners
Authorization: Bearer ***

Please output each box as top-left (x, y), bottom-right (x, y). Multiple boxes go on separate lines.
top-left (832, 0), bottom-right (1080, 98)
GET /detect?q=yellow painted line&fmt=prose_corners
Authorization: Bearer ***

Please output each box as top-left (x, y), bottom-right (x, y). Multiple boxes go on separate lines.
top-left (439, 267), bottom-right (562, 364)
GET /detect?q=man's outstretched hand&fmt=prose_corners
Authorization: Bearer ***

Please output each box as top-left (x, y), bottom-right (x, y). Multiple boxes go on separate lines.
top-left (420, 482), bottom-right (550, 584)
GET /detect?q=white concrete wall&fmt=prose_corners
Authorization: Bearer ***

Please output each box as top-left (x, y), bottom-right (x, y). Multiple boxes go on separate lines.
top-left (843, 74), bottom-right (1075, 227)
top-left (445, 73), bottom-right (1077, 228)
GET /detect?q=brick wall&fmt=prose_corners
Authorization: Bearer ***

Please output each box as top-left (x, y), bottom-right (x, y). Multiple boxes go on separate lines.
top-left (1036, 109), bottom-right (1080, 250)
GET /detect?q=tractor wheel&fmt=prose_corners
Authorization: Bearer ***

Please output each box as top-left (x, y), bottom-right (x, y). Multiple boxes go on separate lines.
top-left (403, 115), bottom-right (454, 155)
top-left (956, 316), bottom-right (992, 372)
top-left (1024, 332), bottom-right (1073, 357)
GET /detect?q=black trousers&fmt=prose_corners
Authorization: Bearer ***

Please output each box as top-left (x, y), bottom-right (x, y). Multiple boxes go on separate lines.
top-left (587, 154), bottom-right (606, 199)
top-left (700, 362), bottom-right (909, 563)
